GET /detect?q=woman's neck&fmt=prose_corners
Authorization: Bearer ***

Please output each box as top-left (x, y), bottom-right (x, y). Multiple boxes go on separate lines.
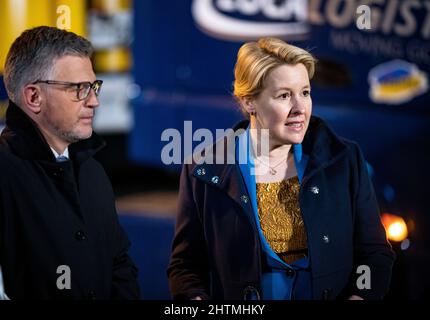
top-left (249, 121), bottom-right (292, 161)
top-left (249, 126), bottom-right (296, 182)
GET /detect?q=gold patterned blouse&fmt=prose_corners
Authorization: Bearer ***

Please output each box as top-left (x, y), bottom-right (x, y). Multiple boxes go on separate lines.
top-left (256, 176), bottom-right (308, 264)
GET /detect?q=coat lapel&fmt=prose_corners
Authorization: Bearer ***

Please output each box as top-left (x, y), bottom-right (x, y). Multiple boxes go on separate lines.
top-left (191, 134), bottom-right (253, 215)
top-left (2, 100), bottom-right (106, 166)
top-left (301, 117), bottom-right (349, 184)
top-left (191, 121), bottom-right (254, 214)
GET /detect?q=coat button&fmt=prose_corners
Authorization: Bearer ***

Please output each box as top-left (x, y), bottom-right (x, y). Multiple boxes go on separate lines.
top-left (322, 235), bottom-right (330, 243)
top-left (310, 186), bottom-right (319, 194)
top-left (322, 288), bottom-right (332, 300)
top-left (286, 268), bottom-right (296, 278)
top-left (240, 195), bottom-right (249, 203)
top-left (88, 290), bottom-right (96, 300)
top-left (243, 286), bottom-right (260, 300)
top-left (54, 168), bottom-right (64, 176)
top-left (211, 176), bottom-right (219, 184)
top-left (75, 230), bottom-right (87, 241)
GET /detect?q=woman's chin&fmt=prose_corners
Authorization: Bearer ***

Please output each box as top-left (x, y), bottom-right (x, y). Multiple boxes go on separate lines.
top-left (287, 137), bottom-right (305, 145)
top-left (279, 132), bottom-right (305, 145)
top-left (269, 136), bottom-right (304, 147)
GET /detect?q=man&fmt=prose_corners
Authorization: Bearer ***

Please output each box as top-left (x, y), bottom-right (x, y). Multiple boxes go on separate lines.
top-left (0, 26), bottom-right (140, 299)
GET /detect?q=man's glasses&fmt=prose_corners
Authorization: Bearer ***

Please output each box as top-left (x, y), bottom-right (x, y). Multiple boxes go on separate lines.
top-left (33, 80), bottom-right (103, 101)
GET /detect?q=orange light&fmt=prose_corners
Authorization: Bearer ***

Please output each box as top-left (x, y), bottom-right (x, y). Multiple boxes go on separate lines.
top-left (381, 213), bottom-right (408, 242)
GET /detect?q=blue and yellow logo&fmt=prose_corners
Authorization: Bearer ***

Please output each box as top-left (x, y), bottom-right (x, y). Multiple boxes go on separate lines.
top-left (368, 60), bottom-right (428, 105)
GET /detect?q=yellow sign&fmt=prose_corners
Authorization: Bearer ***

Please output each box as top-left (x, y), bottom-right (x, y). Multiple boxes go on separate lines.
top-left (0, 0), bottom-right (86, 74)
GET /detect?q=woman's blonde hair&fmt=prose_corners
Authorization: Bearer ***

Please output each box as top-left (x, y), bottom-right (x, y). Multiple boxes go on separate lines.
top-left (233, 37), bottom-right (316, 116)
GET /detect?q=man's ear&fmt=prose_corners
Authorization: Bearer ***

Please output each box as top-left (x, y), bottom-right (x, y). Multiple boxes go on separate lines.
top-left (240, 96), bottom-right (256, 115)
top-left (22, 85), bottom-right (43, 114)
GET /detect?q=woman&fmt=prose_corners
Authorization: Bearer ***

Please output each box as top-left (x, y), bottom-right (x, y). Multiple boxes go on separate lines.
top-left (167, 38), bottom-right (395, 300)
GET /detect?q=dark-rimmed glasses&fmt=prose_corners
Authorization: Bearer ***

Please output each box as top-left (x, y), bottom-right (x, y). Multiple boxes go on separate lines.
top-left (32, 80), bottom-right (103, 101)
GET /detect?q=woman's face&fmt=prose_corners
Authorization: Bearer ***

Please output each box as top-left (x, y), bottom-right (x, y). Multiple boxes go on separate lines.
top-left (247, 63), bottom-right (312, 149)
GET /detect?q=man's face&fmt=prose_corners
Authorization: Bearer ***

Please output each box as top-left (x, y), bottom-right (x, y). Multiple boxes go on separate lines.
top-left (38, 55), bottom-right (99, 145)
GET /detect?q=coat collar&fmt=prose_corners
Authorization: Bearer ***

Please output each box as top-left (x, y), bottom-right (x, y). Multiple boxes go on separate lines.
top-left (1, 100), bottom-right (105, 164)
top-left (192, 116), bottom-right (349, 187)
top-left (301, 116), bottom-right (349, 183)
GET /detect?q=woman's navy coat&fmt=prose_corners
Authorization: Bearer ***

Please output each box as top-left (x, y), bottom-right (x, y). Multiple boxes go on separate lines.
top-left (168, 116), bottom-right (395, 300)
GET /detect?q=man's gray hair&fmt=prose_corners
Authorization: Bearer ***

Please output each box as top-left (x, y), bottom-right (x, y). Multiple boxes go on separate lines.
top-left (3, 26), bottom-right (93, 106)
